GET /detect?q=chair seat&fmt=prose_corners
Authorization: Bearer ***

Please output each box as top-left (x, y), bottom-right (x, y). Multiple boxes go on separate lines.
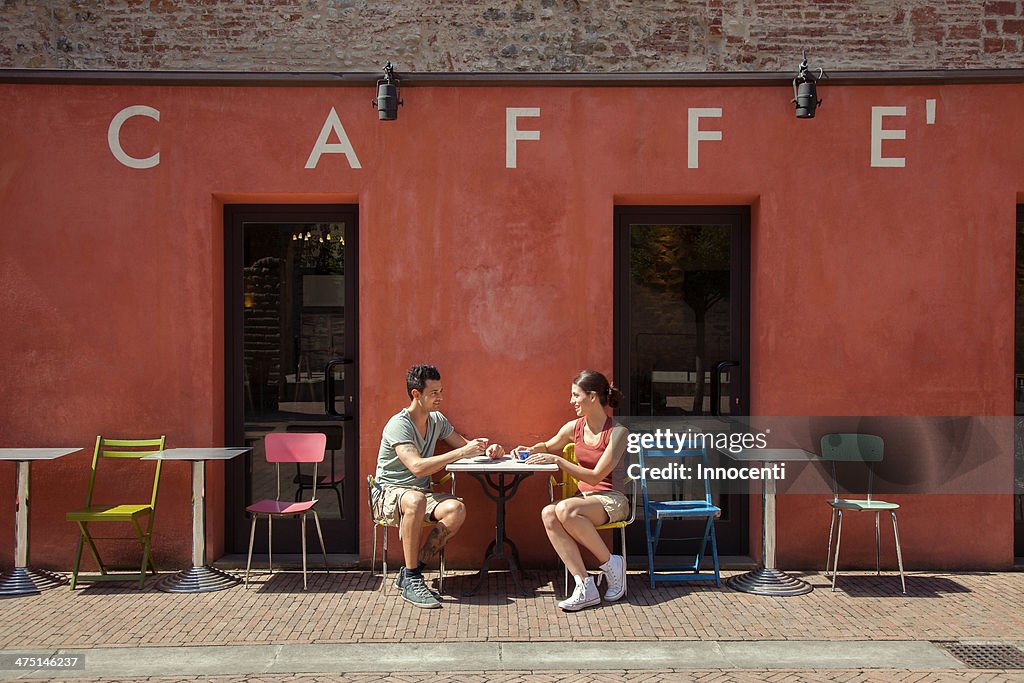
top-left (247, 499), bottom-right (318, 515)
top-left (828, 498), bottom-right (899, 511)
top-left (596, 521), bottom-right (628, 531)
top-left (649, 500), bottom-right (721, 519)
top-left (67, 504), bottom-right (153, 521)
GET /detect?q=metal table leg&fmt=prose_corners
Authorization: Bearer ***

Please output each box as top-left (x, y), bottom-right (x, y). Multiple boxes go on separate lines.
top-left (464, 472), bottom-right (529, 596)
top-left (727, 476), bottom-right (812, 596)
top-left (156, 460), bottom-right (241, 593)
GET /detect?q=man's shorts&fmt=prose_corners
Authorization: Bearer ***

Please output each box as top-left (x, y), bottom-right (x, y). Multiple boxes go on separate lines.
top-left (373, 484), bottom-right (460, 526)
top-left (581, 490), bottom-right (631, 524)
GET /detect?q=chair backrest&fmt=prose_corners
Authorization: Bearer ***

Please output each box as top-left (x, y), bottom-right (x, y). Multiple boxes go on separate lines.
top-left (637, 445), bottom-right (714, 518)
top-left (286, 423), bottom-right (343, 451)
top-left (367, 474), bottom-right (384, 523)
top-left (820, 433), bottom-right (884, 462)
top-left (85, 436), bottom-right (166, 508)
top-left (265, 432), bottom-right (326, 463)
top-left (561, 444), bottom-right (581, 498)
top-left (819, 433), bottom-right (884, 502)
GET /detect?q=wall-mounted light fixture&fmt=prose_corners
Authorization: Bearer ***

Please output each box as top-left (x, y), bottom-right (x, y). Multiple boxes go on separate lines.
top-left (372, 61), bottom-right (403, 121)
top-left (792, 51), bottom-right (826, 119)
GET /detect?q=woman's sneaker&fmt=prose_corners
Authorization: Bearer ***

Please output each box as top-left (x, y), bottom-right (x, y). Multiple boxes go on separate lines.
top-left (557, 575), bottom-right (600, 612)
top-left (401, 574), bottom-right (441, 609)
top-left (599, 554), bottom-right (627, 601)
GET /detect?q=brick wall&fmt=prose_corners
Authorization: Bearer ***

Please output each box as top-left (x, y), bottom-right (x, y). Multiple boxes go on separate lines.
top-left (1, 0), bottom-right (1021, 72)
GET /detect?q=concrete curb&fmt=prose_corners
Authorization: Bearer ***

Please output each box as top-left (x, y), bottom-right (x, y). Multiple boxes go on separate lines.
top-left (0, 640), bottom-right (965, 678)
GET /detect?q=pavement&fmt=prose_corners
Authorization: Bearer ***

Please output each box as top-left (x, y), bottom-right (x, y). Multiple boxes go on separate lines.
top-left (2, 566), bottom-right (1024, 682)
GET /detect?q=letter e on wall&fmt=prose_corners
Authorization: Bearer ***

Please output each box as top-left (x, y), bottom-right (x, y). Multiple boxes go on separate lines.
top-left (871, 106), bottom-right (907, 168)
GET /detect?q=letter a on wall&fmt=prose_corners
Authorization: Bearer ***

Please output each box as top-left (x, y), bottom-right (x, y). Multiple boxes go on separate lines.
top-left (305, 108), bottom-right (362, 169)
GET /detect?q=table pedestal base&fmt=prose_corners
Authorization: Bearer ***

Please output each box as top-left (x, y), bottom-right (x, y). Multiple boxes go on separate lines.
top-left (0, 567), bottom-right (68, 595)
top-left (727, 567), bottom-right (813, 596)
top-left (462, 471), bottom-right (532, 597)
top-left (465, 538), bottom-right (524, 596)
top-left (155, 566), bottom-right (241, 593)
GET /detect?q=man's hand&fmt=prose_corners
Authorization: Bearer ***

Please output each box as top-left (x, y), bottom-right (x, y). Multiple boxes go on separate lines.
top-left (486, 443), bottom-right (505, 460)
top-left (459, 438), bottom-right (488, 459)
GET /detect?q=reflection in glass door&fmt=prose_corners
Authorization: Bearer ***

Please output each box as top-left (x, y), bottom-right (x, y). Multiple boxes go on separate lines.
top-left (225, 205), bottom-right (358, 554)
top-left (615, 206), bottom-right (750, 557)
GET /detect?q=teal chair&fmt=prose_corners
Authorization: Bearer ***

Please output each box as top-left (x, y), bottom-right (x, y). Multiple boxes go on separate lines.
top-left (821, 433), bottom-right (906, 593)
top-left (640, 446), bottom-right (721, 588)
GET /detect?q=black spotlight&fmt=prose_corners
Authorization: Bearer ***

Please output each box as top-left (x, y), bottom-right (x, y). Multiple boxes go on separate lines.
top-left (792, 51), bottom-right (826, 119)
top-left (372, 61), bottom-right (403, 121)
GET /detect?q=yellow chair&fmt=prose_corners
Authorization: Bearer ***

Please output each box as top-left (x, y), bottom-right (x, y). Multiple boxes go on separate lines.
top-left (548, 443), bottom-right (637, 597)
top-left (66, 436), bottom-right (166, 589)
top-left (366, 473), bottom-right (454, 592)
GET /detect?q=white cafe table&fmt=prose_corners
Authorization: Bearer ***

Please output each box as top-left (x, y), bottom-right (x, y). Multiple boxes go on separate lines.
top-left (142, 448), bottom-right (250, 593)
top-left (446, 456), bottom-right (558, 595)
top-left (726, 448), bottom-right (819, 596)
top-left (0, 448), bottom-right (81, 595)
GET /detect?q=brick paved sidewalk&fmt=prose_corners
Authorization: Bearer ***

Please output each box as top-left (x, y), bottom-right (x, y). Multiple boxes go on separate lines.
top-left (2, 569), bottom-right (1024, 649)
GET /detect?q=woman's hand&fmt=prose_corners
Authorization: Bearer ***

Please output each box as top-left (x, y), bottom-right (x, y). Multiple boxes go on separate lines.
top-left (524, 452), bottom-right (560, 466)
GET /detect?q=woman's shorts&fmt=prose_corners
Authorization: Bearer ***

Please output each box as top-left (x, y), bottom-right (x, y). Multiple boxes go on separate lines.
top-left (581, 490), bottom-right (630, 524)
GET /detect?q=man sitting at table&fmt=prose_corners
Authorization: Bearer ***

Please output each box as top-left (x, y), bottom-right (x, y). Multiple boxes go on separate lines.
top-left (373, 363), bottom-right (503, 608)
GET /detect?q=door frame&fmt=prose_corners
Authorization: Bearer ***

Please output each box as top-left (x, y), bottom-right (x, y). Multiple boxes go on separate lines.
top-left (223, 203), bottom-right (359, 554)
top-left (1015, 204), bottom-right (1023, 559)
top-left (613, 205), bottom-right (751, 556)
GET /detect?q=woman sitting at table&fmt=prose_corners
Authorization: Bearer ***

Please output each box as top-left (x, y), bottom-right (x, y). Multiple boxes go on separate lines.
top-left (520, 369), bottom-right (629, 612)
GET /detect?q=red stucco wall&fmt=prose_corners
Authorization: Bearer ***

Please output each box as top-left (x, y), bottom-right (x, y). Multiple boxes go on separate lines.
top-left (0, 81), bottom-right (1020, 571)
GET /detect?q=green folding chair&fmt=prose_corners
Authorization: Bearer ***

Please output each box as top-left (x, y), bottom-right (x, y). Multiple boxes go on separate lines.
top-left (66, 436), bottom-right (165, 589)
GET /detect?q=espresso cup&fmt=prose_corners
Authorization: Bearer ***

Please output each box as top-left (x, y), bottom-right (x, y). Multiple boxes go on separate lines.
top-left (514, 446), bottom-right (530, 461)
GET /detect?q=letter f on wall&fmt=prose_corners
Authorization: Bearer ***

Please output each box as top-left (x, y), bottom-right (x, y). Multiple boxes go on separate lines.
top-left (688, 108), bottom-right (722, 169)
top-left (506, 107), bottom-right (541, 168)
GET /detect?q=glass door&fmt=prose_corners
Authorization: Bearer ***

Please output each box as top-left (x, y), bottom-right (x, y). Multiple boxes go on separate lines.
top-left (225, 205), bottom-right (358, 554)
top-left (615, 206), bottom-right (750, 556)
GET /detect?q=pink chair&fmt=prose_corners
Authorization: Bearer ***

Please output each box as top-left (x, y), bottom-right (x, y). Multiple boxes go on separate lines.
top-left (245, 432), bottom-right (329, 589)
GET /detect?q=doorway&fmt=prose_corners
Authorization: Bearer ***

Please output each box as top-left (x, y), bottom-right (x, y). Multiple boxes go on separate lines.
top-left (614, 206), bottom-right (750, 556)
top-left (224, 204), bottom-right (358, 554)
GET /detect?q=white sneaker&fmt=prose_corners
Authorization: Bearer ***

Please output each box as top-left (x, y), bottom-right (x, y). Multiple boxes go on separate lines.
top-left (557, 575), bottom-right (600, 612)
top-left (599, 554), bottom-right (627, 602)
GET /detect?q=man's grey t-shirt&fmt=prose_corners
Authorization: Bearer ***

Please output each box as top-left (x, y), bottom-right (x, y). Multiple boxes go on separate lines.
top-left (375, 409), bottom-right (454, 489)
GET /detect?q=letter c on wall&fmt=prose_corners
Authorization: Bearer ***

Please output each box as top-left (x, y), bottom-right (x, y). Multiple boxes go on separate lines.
top-left (108, 105), bottom-right (160, 169)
